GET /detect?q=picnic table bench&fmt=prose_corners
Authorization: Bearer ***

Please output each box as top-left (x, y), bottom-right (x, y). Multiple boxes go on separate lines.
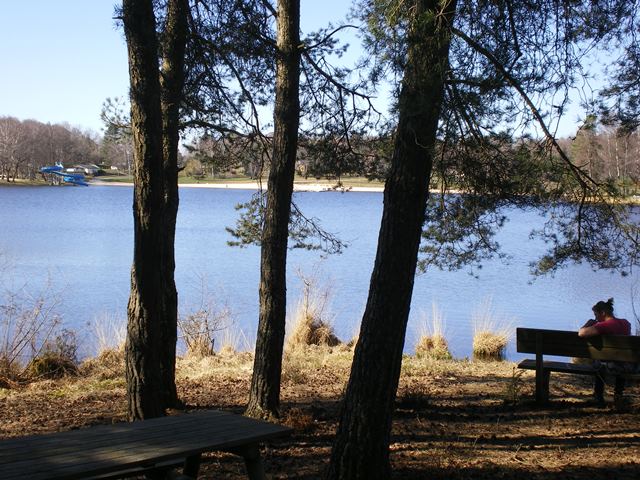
top-left (0, 409), bottom-right (292, 480)
top-left (516, 327), bottom-right (640, 404)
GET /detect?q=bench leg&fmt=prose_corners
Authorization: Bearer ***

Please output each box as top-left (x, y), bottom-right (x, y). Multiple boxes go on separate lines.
top-left (535, 370), bottom-right (550, 404)
top-left (229, 444), bottom-right (266, 480)
top-left (183, 454), bottom-right (201, 478)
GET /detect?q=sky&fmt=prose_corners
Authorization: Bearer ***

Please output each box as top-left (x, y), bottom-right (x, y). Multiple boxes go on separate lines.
top-left (0, 0), bottom-right (354, 136)
top-left (0, 1), bottom-right (130, 134)
top-left (0, 1), bottom-right (586, 137)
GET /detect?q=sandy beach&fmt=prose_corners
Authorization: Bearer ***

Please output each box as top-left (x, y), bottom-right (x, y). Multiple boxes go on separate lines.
top-left (90, 180), bottom-right (384, 192)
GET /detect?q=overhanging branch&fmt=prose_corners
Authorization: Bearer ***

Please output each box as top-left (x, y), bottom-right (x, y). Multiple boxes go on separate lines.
top-left (451, 27), bottom-right (598, 193)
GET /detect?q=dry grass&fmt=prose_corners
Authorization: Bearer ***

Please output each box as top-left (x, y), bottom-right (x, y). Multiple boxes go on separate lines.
top-left (473, 331), bottom-right (509, 360)
top-left (282, 407), bottom-right (315, 433)
top-left (80, 348), bottom-right (125, 380)
top-left (471, 298), bottom-right (513, 361)
top-left (216, 325), bottom-right (251, 356)
top-left (176, 351), bottom-right (254, 382)
top-left (286, 315), bottom-right (341, 350)
top-left (26, 354), bottom-right (77, 380)
top-left (282, 344), bottom-right (353, 386)
top-left (5, 349), bottom-right (640, 480)
top-left (414, 303), bottom-right (451, 360)
top-left (91, 312), bottom-right (126, 356)
top-left (285, 269), bottom-right (341, 351)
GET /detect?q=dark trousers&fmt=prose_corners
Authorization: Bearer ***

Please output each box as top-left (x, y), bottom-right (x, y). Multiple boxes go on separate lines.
top-left (594, 374), bottom-right (625, 399)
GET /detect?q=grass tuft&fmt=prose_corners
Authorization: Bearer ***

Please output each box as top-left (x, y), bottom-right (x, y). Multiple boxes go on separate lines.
top-left (80, 348), bottom-right (125, 380)
top-left (471, 297), bottom-right (513, 361)
top-left (91, 312), bottom-right (126, 356)
top-left (26, 353), bottom-right (77, 379)
top-left (415, 303), bottom-right (452, 360)
top-left (286, 269), bottom-right (341, 351)
top-left (502, 366), bottom-right (525, 405)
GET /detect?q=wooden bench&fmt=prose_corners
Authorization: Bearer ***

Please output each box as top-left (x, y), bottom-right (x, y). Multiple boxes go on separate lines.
top-left (0, 409), bottom-right (292, 480)
top-left (516, 327), bottom-right (640, 404)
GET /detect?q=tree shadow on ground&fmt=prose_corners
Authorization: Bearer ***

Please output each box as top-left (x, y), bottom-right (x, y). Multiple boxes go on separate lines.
top-left (186, 370), bottom-right (640, 479)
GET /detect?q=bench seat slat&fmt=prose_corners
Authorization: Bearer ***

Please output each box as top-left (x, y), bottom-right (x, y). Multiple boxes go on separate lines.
top-left (517, 359), bottom-right (597, 375)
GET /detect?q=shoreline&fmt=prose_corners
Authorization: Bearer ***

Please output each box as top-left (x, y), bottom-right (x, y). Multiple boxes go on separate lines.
top-left (90, 180), bottom-right (385, 192)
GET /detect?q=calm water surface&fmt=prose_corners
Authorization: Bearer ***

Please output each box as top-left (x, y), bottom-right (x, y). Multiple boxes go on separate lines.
top-left (1, 184), bottom-right (638, 359)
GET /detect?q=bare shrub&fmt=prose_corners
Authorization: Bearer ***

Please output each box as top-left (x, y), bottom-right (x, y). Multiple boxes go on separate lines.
top-left (179, 274), bottom-right (234, 358)
top-left (286, 269), bottom-right (340, 351)
top-left (0, 277), bottom-right (65, 381)
top-left (26, 328), bottom-right (79, 379)
top-left (415, 303), bottom-right (451, 360)
top-left (471, 297), bottom-right (513, 361)
top-left (180, 310), bottom-right (217, 358)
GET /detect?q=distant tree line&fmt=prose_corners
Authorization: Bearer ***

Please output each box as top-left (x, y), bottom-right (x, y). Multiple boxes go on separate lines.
top-left (0, 116), bottom-right (140, 182)
top-left (3, 112), bottom-right (640, 191)
top-left (0, 117), bottom-right (101, 182)
top-left (181, 123), bottom-right (640, 191)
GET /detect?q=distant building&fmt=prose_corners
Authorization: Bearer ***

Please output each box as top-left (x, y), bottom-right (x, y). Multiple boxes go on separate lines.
top-left (68, 164), bottom-right (101, 175)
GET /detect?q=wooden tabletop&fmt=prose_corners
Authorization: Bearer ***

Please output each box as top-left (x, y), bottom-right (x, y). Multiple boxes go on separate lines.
top-left (0, 409), bottom-right (292, 480)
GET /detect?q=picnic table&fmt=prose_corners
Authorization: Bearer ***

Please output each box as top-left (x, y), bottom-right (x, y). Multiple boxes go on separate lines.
top-left (0, 409), bottom-right (292, 479)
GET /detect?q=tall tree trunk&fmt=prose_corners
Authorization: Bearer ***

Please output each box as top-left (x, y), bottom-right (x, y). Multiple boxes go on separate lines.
top-left (159, 0), bottom-right (189, 410)
top-left (123, 0), bottom-right (166, 420)
top-left (246, 0), bottom-right (301, 421)
top-left (326, 1), bottom-right (457, 478)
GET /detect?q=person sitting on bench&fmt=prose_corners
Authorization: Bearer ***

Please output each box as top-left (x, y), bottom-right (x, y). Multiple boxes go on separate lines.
top-left (579, 298), bottom-right (632, 406)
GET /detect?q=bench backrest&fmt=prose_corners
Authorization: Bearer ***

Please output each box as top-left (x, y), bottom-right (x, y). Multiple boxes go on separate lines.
top-left (517, 327), bottom-right (640, 362)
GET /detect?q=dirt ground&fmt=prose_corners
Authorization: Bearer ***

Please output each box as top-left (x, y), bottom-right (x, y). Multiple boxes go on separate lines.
top-left (1, 350), bottom-right (639, 479)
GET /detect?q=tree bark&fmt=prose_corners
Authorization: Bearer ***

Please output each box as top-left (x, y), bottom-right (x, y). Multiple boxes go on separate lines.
top-left (246, 0), bottom-right (301, 421)
top-left (123, 0), bottom-right (166, 420)
top-left (159, 0), bottom-right (189, 410)
top-left (326, 1), bottom-right (457, 478)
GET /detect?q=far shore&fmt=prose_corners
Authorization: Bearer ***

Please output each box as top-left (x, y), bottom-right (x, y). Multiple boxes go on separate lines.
top-left (90, 179), bottom-right (385, 192)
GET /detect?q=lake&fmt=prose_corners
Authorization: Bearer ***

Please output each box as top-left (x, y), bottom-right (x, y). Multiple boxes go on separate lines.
top-left (1, 184), bottom-right (638, 360)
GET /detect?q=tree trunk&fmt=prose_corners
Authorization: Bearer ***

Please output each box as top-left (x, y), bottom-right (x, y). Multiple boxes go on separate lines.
top-left (326, 1), bottom-right (457, 478)
top-left (159, 0), bottom-right (189, 410)
top-left (123, 0), bottom-right (166, 421)
top-left (246, 0), bottom-right (301, 421)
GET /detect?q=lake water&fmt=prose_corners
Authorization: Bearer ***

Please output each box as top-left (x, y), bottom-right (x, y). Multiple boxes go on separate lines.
top-left (1, 184), bottom-right (638, 360)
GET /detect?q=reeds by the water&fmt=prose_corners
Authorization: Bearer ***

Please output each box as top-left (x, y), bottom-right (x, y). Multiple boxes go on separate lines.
top-left (414, 302), bottom-right (452, 360)
top-left (471, 298), bottom-right (513, 361)
top-left (285, 270), bottom-right (340, 351)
